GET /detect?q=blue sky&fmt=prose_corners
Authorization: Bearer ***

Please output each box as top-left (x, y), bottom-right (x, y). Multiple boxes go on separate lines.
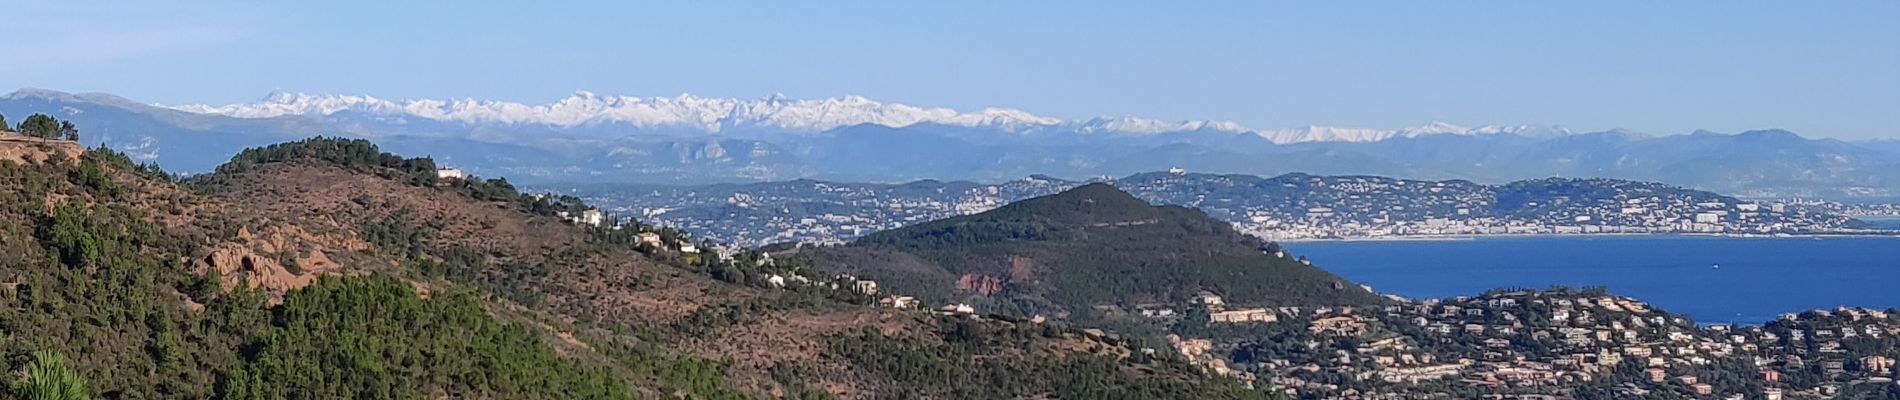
top-left (5, 1), bottom-right (1897, 139)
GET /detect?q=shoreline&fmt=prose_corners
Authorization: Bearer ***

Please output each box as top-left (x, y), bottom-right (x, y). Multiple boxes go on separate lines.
top-left (1289, 234), bottom-right (1900, 328)
top-left (1273, 231), bottom-right (1900, 243)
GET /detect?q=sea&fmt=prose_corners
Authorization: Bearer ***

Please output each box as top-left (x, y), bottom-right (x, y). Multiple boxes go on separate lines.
top-left (1288, 232), bottom-right (1900, 325)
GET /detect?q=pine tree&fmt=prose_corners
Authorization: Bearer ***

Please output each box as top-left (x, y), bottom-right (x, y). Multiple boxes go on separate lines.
top-left (58, 121), bottom-right (78, 141)
top-left (17, 114), bottom-right (61, 139)
top-left (9, 351), bottom-right (91, 400)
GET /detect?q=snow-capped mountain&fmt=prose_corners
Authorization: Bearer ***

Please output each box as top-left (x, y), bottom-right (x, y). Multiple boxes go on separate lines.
top-left (13, 87), bottom-right (1899, 199)
top-left (1069, 116), bottom-right (1253, 135)
top-left (165, 91), bottom-right (1559, 144)
top-left (167, 91), bottom-right (1066, 133)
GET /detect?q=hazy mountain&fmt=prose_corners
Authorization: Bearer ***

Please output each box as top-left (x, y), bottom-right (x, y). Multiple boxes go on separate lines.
top-left (7, 88), bottom-right (1900, 198)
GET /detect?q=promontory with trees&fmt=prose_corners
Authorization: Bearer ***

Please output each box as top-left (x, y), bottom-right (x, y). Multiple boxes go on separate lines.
top-left (0, 112), bottom-right (80, 141)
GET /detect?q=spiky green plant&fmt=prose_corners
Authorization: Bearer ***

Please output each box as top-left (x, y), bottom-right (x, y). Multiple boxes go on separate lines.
top-left (10, 351), bottom-right (90, 400)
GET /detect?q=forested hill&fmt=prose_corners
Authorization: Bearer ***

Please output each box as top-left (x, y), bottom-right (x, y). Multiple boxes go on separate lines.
top-left (0, 135), bottom-right (1275, 399)
top-left (808, 183), bottom-right (1383, 322)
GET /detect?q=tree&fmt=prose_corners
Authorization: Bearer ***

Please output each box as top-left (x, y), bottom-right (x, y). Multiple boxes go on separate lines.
top-left (17, 114), bottom-right (61, 139)
top-left (58, 121), bottom-right (78, 142)
top-left (0, 113), bottom-right (9, 132)
top-left (9, 351), bottom-right (90, 400)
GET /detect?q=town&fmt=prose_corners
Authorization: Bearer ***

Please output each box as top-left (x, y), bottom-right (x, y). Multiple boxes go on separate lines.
top-left (1142, 286), bottom-right (1900, 399)
top-left (552, 171), bottom-right (1890, 247)
top-left (531, 178), bottom-right (1900, 399)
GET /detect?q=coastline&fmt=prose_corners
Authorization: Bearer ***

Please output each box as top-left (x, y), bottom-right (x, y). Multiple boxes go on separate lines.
top-left (1290, 234), bottom-right (1900, 328)
top-left (1272, 231), bottom-right (1900, 243)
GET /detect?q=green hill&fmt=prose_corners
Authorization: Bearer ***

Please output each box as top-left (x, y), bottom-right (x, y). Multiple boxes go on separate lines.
top-left (0, 138), bottom-right (1276, 400)
top-left (811, 183), bottom-right (1382, 319)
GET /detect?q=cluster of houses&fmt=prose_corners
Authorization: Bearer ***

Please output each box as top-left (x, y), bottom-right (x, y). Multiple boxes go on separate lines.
top-left (1172, 288), bottom-right (1900, 399)
top-left (1195, 292), bottom-right (1283, 324)
top-left (1234, 179), bottom-right (1865, 241)
top-left (630, 231), bottom-right (697, 253)
top-left (438, 167), bottom-right (620, 231)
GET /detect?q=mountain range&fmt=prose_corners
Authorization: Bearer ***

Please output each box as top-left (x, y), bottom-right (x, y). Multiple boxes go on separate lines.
top-left (6, 88), bottom-right (1900, 199)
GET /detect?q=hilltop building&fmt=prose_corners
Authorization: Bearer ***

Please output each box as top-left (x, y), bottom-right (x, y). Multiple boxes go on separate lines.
top-left (436, 167), bottom-right (466, 180)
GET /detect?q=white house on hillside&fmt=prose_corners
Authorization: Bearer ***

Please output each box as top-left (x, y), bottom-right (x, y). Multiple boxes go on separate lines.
top-left (579, 209), bottom-right (604, 227)
top-left (436, 168), bottom-right (466, 180)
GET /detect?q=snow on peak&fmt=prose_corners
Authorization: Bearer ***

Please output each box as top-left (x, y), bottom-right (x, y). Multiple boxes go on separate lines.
top-left (1252, 125), bottom-right (1393, 143)
top-left (167, 91), bottom-right (1065, 133)
top-left (1399, 121), bottom-right (1471, 136)
top-left (1397, 122), bottom-right (1573, 138)
top-left (160, 90), bottom-right (1567, 143)
top-left (1071, 116), bottom-right (1252, 135)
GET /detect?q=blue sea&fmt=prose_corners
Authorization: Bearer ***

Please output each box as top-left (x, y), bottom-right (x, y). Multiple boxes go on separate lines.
top-left (1288, 234), bottom-right (1900, 324)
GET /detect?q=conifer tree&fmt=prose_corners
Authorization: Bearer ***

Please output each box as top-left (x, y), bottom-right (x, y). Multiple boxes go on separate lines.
top-left (9, 351), bottom-right (90, 400)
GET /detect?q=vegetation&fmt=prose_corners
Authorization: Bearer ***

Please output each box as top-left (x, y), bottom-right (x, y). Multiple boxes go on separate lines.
top-left (213, 137), bottom-right (437, 182)
top-left (218, 276), bottom-right (632, 400)
top-left (841, 183), bottom-right (1381, 320)
top-left (6, 113), bottom-right (78, 141)
top-left (9, 351), bottom-right (91, 400)
top-left (0, 137), bottom-right (1281, 400)
top-left (0, 147), bottom-right (649, 399)
top-left (204, 136), bottom-right (567, 215)
top-left (0, 150), bottom-right (231, 398)
top-left (827, 322), bottom-right (1281, 400)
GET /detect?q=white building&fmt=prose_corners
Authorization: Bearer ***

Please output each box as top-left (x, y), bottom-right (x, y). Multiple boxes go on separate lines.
top-left (939, 304), bottom-right (975, 314)
top-left (880, 295), bottom-right (917, 309)
top-left (1210, 308), bottom-right (1277, 323)
top-left (578, 209), bottom-right (605, 227)
top-left (435, 168), bottom-right (466, 180)
top-left (636, 232), bottom-right (663, 247)
top-left (1196, 292), bottom-right (1226, 310)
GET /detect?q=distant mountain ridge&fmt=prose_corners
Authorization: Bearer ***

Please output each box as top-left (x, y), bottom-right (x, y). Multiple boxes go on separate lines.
top-left (160, 89), bottom-right (1549, 143)
top-left (6, 88), bottom-right (1899, 198)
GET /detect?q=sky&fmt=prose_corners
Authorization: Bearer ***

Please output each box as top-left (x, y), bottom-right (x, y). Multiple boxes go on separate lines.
top-left (4, 1), bottom-right (1897, 139)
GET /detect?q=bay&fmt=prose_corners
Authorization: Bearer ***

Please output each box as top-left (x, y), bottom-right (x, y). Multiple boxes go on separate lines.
top-left (1288, 235), bottom-right (1900, 324)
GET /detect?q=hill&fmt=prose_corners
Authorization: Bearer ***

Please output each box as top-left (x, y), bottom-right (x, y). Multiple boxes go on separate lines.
top-left (803, 183), bottom-right (1383, 322)
top-left (0, 136), bottom-right (1274, 399)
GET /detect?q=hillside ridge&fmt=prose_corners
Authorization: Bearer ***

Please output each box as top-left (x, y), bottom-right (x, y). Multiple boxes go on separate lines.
top-left (0, 135), bottom-right (1278, 399)
top-left (0, 134), bottom-right (83, 164)
top-left (810, 183), bottom-right (1382, 326)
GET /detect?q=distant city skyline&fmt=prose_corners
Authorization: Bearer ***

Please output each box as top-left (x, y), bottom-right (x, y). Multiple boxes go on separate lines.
top-left (5, 1), bottom-right (1896, 139)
